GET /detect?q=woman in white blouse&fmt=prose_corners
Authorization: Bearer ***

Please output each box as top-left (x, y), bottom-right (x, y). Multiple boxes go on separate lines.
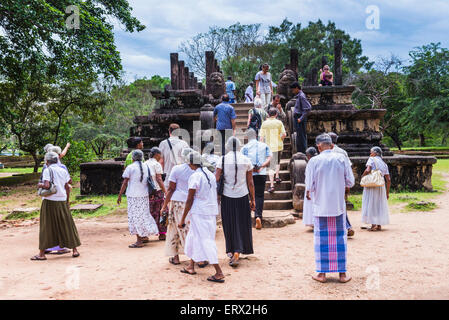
top-left (215, 136), bottom-right (255, 267)
top-left (118, 150), bottom-right (159, 248)
top-left (179, 151), bottom-right (225, 283)
top-left (361, 147), bottom-right (391, 231)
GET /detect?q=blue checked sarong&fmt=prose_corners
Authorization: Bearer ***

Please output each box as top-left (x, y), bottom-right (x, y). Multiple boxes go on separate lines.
top-left (314, 214), bottom-right (347, 273)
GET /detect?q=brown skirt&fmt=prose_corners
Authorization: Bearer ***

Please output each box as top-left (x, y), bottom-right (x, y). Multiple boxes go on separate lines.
top-left (39, 199), bottom-right (81, 250)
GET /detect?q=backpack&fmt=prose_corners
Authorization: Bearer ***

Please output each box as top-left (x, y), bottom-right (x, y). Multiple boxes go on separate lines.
top-left (249, 108), bottom-right (262, 130)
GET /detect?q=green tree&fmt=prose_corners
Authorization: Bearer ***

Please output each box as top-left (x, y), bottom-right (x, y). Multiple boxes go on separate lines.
top-left (0, 0), bottom-right (145, 170)
top-left (402, 43), bottom-right (449, 146)
top-left (352, 55), bottom-right (408, 149)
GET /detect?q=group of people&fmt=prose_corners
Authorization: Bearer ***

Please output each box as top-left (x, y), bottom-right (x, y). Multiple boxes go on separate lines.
top-left (32, 80), bottom-right (392, 285)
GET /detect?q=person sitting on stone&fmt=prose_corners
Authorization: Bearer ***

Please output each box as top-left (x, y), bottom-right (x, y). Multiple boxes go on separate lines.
top-left (319, 65), bottom-right (333, 86)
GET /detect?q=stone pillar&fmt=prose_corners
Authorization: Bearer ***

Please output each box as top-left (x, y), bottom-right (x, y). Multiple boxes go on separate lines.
top-left (178, 61), bottom-right (185, 89)
top-left (321, 55), bottom-right (328, 69)
top-left (184, 67), bottom-right (189, 89)
top-left (311, 67), bottom-right (318, 86)
top-left (205, 51), bottom-right (215, 94)
top-left (334, 39), bottom-right (343, 85)
top-left (170, 53), bottom-right (179, 90)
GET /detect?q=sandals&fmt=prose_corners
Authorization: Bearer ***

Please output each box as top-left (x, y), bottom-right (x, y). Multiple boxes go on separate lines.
top-left (268, 187), bottom-right (275, 193)
top-left (30, 255), bottom-right (47, 261)
top-left (53, 248), bottom-right (71, 255)
top-left (169, 257), bottom-right (181, 265)
top-left (128, 243), bottom-right (144, 248)
top-left (207, 275), bottom-right (225, 283)
top-left (180, 268), bottom-right (197, 275)
top-left (198, 262), bottom-right (209, 268)
top-left (72, 252), bottom-right (80, 258)
top-left (275, 177), bottom-right (281, 184)
top-left (229, 259), bottom-right (239, 268)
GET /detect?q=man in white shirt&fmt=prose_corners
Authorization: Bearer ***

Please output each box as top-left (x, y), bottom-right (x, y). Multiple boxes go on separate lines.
top-left (328, 132), bottom-right (355, 237)
top-left (305, 133), bottom-right (354, 284)
top-left (244, 82), bottom-right (254, 103)
top-left (159, 123), bottom-right (189, 188)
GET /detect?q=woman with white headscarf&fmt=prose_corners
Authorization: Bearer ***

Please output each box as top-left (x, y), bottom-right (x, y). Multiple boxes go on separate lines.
top-left (361, 146), bottom-right (391, 231)
top-left (118, 150), bottom-right (159, 248)
top-left (215, 136), bottom-right (255, 267)
top-left (31, 152), bottom-right (80, 260)
top-left (160, 148), bottom-right (203, 266)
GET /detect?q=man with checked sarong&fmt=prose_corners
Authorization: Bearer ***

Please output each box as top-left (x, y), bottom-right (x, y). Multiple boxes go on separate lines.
top-left (305, 133), bottom-right (355, 283)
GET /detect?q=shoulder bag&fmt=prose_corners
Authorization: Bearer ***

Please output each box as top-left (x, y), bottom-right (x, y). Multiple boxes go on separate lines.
top-left (38, 167), bottom-right (58, 196)
top-left (146, 164), bottom-right (157, 196)
top-left (360, 157), bottom-right (385, 188)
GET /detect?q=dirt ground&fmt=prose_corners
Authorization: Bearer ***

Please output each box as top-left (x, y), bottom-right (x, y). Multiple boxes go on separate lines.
top-left (1, 176), bottom-right (449, 300)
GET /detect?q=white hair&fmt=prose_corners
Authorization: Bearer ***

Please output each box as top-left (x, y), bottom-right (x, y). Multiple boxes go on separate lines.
top-left (315, 133), bottom-right (332, 146)
top-left (131, 149), bottom-right (144, 161)
top-left (43, 144), bottom-right (53, 153)
top-left (49, 146), bottom-right (62, 155)
top-left (254, 97), bottom-right (263, 108)
top-left (246, 128), bottom-right (257, 141)
top-left (44, 152), bottom-right (59, 164)
top-left (181, 148), bottom-right (194, 163)
top-left (225, 136), bottom-right (241, 152)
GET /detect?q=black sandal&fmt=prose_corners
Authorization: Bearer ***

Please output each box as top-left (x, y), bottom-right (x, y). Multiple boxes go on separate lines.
top-left (169, 257), bottom-right (181, 265)
top-left (30, 255), bottom-right (47, 261)
top-left (128, 243), bottom-right (144, 248)
top-left (207, 275), bottom-right (225, 283)
top-left (198, 262), bottom-right (209, 268)
top-left (180, 268), bottom-right (196, 275)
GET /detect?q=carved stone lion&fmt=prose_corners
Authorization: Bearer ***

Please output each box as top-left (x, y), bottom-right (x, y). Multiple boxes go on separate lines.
top-left (208, 72), bottom-right (225, 99)
top-left (278, 69), bottom-right (297, 101)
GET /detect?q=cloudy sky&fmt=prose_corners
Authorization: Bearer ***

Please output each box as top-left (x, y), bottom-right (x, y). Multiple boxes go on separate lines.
top-left (113, 0), bottom-right (449, 81)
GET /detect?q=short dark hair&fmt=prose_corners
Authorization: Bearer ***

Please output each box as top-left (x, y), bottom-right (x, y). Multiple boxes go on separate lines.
top-left (273, 94), bottom-right (280, 101)
top-left (221, 94), bottom-right (230, 102)
top-left (132, 137), bottom-right (143, 148)
top-left (306, 147), bottom-right (318, 157)
top-left (227, 76), bottom-right (232, 80)
top-left (290, 82), bottom-right (301, 89)
top-left (268, 108), bottom-right (278, 117)
top-left (168, 123), bottom-right (180, 134)
top-left (328, 132), bottom-right (338, 144)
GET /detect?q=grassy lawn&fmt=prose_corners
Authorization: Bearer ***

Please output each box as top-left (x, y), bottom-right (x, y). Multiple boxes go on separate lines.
top-left (349, 159), bottom-right (448, 212)
top-left (0, 167), bottom-right (41, 174)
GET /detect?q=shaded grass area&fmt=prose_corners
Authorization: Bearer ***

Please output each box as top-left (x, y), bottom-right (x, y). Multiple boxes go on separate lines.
top-left (390, 146), bottom-right (449, 151)
top-left (349, 159), bottom-right (448, 212)
top-left (69, 189), bottom-right (127, 219)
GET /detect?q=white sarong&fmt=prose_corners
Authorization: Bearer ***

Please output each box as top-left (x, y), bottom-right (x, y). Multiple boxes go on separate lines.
top-left (184, 214), bottom-right (218, 264)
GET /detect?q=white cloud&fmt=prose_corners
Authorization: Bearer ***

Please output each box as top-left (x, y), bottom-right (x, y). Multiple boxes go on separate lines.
top-left (113, 0), bottom-right (449, 80)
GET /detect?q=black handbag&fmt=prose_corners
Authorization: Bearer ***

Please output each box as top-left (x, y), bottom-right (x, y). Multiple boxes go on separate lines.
top-left (217, 156), bottom-right (225, 196)
top-left (146, 164), bottom-right (157, 196)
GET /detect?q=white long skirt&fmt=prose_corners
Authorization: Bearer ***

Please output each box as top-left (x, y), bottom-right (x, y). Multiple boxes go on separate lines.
top-left (184, 214), bottom-right (218, 264)
top-left (302, 193), bottom-right (314, 226)
top-left (361, 185), bottom-right (390, 225)
top-left (127, 196), bottom-right (159, 237)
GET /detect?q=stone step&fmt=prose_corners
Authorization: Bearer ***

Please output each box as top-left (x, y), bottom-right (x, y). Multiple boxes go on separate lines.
top-left (264, 190), bottom-right (292, 200)
top-left (251, 210), bottom-right (295, 228)
top-left (263, 199), bottom-right (293, 210)
top-left (265, 180), bottom-right (291, 191)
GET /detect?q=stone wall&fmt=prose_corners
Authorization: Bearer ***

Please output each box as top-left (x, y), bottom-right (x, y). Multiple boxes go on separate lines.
top-left (351, 155), bottom-right (437, 192)
top-left (80, 161), bottom-right (124, 195)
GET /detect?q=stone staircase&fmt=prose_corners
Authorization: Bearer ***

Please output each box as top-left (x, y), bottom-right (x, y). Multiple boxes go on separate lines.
top-left (231, 102), bottom-right (293, 212)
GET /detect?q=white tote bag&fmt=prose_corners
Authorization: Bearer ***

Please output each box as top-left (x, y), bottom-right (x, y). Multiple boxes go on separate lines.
top-left (360, 157), bottom-right (385, 188)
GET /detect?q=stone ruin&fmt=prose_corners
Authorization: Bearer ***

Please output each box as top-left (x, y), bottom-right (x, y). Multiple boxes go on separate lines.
top-left (80, 42), bottom-right (437, 210)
